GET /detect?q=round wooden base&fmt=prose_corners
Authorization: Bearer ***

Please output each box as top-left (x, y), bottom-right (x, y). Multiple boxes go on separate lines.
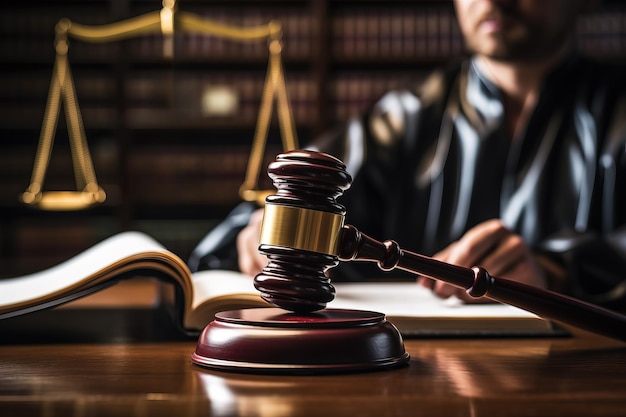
top-left (191, 308), bottom-right (409, 374)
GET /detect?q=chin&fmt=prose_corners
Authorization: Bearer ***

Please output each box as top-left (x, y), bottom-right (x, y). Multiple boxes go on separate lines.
top-left (468, 40), bottom-right (511, 59)
top-left (467, 27), bottom-right (535, 58)
top-left (469, 38), bottom-right (540, 62)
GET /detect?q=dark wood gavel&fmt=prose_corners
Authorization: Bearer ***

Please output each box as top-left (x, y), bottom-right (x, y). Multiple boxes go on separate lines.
top-left (253, 149), bottom-right (626, 342)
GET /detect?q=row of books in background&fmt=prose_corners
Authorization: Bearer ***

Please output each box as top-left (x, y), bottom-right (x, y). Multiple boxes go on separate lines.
top-left (0, 67), bottom-right (426, 130)
top-left (124, 70), bottom-right (429, 127)
top-left (0, 142), bottom-right (277, 208)
top-left (0, 5), bottom-right (461, 63)
top-left (331, 71), bottom-right (429, 121)
top-left (5, 218), bottom-right (118, 277)
top-left (0, 5), bottom-right (313, 63)
top-left (3, 4), bottom-right (624, 64)
top-left (0, 69), bottom-right (314, 129)
top-left (130, 8), bottom-right (313, 61)
top-left (331, 5), bottom-right (464, 60)
top-left (128, 144), bottom-right (279, 207)
top-left (123, 70), bottom-right (318, 128)
top-left (576, 8), bottom-right (626, 58)
top-left (331, 5), bottom-right (626, 61)
top-left (124, 5), bottom-right (464, 62)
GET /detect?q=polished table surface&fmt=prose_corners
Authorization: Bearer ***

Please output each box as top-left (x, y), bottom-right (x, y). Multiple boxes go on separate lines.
top-left (1, 315), bottom-right (625, 417)
top-left (1, 280), bottom-right (625, 417)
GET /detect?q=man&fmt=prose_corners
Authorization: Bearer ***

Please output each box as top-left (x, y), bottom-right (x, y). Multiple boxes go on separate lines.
top-left (202, 0), bottom-right (626, 308)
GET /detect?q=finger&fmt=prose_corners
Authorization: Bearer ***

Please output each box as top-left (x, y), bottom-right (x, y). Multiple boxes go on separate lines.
top-left (417, 276), bottom-right (436, 289)
top-left (250, 210), bottom-right (269, 274)
top-left (237, 225), bottom-right (263, 276)
top-left (446, 219), bottom-right (510, 268)
top-left (433, 280), bottom-right (460, 299)
top-left (478, 233), bottom-right (526, 276)
top-left (457, 291), bottom-right (494, 304)
top-left (429, 274), bottom-right (494, 303)
top-left (432, 242), bottom-right (456, 262)
top-left (236, 231), bottom-right (255, 275)
top-left (252, 248), bottom-right (268, 273)
top-left (237, 209), bottom-right (268, 276)
top-left (246, 237), bottom-right (267, 275)
top-left (249, 208), bottom-right (265, 226)
top-left (495, 254), bottom-right (547, 288)
top-left (419, 242), bottom-right (454, 292)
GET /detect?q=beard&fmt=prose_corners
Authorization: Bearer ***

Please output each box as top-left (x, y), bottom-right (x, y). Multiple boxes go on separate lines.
top-left (463, 22), bottom-right (574, 63)
top-left (459, 1), bottom-right (577, 63)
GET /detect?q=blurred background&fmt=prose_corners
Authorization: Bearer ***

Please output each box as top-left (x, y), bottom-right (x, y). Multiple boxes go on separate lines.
top-left (1, 0), bottom-right (624, 277)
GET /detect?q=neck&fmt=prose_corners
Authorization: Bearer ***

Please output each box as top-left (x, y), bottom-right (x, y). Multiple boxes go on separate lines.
top-left (475, 47), bottom-right (570, 139)
top-left (476, 57), bottom-right (556, 101)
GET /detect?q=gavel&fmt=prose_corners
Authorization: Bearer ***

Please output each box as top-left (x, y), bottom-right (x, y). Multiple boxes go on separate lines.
top-left (254, 149), bottom-right (626, 342)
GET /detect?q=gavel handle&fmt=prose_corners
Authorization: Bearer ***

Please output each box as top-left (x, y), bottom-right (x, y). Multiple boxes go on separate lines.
top-left (338, 225), bottom-right (626, 342)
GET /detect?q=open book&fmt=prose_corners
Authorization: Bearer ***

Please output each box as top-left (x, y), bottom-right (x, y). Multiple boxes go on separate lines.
top-left (0, 231), bottom-right (559, 337)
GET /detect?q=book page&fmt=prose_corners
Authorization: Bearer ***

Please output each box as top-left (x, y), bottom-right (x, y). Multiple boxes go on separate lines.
top-left (0, 232), bottom-right (177, 314)
top-left (185, 269), bottom-right (267, 330)
top-left (185, 270), bottom-right (550, 335)
top-left (331, 282), bottom-right (540, 318)
top-left (331, 282), bottom-right (551, 335)
top-left (190, 269), bottom-right (260, 311)
top-left (186, 270), bottom-right (543, 319)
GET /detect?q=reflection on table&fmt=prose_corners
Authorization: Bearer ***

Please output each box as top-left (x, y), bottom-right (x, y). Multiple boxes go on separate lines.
top-left (1, 323), bottom-right (624, 417)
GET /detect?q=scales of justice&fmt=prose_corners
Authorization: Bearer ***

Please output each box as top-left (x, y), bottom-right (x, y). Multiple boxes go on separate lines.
top-left (23, 1), bottom-right (626, 374)
top-left (22, 0), bottom-right (295, 211)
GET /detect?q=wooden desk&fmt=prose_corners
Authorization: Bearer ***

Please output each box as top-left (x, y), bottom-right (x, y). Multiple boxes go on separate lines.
top-left (1, 321), bottom-right (625, 417)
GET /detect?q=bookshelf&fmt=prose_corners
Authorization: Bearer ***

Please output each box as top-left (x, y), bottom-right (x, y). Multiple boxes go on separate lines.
top-left (1, 0), bottom-right (624, 277)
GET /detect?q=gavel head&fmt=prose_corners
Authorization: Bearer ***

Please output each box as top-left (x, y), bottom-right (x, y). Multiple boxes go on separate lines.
top-left (254, 150), bottom-right (352, 313)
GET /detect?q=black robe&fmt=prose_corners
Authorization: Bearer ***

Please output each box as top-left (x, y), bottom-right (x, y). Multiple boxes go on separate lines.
top-left (313, 55), bottom-right (626, 309)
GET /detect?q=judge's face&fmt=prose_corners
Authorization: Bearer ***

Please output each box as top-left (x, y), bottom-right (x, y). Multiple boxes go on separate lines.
top-left (454, 0), bottom-right (585, 62)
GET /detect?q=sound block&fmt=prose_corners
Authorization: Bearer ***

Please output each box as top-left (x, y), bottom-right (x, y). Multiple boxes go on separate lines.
top-left (191, 307), bottom-right (409, 374)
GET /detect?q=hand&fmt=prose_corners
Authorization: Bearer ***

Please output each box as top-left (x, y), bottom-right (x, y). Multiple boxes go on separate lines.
top-left (417, 219), bottom-right (547, 303)
top-left (236, 208), bottom-right (267, 276)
